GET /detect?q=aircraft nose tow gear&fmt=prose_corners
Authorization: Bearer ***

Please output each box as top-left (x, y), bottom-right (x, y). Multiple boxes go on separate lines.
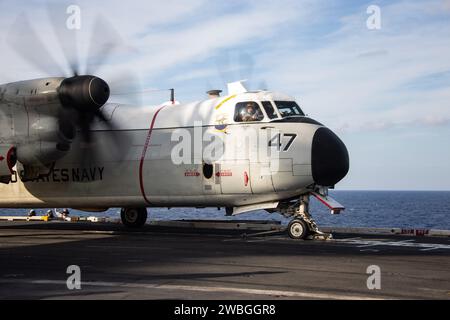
top-left (281, 194), bottom-right (332, 240)
top-left (121, 207), bottom-right (148, 228)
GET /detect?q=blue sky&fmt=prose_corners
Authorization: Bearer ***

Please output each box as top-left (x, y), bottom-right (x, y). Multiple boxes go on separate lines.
top-left (0, 0), bottom-right (449, 190)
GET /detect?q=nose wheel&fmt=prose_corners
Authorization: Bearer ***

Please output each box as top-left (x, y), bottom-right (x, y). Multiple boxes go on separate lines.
top-left (287, 219), bottom-right (309, 239)
top-left (121, 207), bottom-right (148, 228)
top-left (282, 194), bottom-right (332, 240)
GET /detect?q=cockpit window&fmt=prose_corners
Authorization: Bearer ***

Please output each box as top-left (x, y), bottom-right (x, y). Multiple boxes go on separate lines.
top-left (261, 101), bottom-right (278, 119)
top-left (275, 101), bottom-right (305, 118)
top-left (234, 102), bottom-right (264, 122)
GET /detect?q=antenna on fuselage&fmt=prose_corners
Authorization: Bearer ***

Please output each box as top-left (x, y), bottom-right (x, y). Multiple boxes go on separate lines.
top-left (170, 88), bottom-right (175, 104)
top-left (206, 89), bottom-right (222, 99)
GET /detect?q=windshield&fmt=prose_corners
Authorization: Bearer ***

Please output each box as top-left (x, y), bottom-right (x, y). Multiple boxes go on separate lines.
top-left (261, 101), bottom-right (278, 119)
top-left (275, 101), bottom-right (305, 118)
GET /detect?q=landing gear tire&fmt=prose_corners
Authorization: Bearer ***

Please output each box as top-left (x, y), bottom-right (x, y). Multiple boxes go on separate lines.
top-left (121, 207), bottom-right (147, 228)
top-left (287, 219), bottom-right (309, 240)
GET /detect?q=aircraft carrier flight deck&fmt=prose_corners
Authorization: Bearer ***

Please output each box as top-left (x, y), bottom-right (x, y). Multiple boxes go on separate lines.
top-left (0, 220), bottom-right (449, 300)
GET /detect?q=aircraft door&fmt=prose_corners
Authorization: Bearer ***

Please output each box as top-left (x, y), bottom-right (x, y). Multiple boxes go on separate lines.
top-left (202, 162), bottom-right (221, 195)
top-left (250, 162), bottom-right (275, 193)
top-left (219, 160), bottom-right (252, 194)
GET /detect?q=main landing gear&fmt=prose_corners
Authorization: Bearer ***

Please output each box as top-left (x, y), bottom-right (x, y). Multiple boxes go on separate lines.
top-left (121, 207), bottom-right (148, 228)
top-left (280, 194), bottom-right (332, 240)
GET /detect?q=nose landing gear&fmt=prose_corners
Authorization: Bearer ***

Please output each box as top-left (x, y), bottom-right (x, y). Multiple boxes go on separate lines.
top-left (287, 219), bottom-right (308, 239)
top-left (121, 207), bottom-right (148, 228)
top-left (281, 195), bottom-right (332, 240)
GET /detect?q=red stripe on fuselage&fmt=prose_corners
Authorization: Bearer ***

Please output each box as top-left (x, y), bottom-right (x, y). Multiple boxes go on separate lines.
top-left (139, 106), bottom-right (167, 205)
top-left (6, 147), bottom-right (16, 174)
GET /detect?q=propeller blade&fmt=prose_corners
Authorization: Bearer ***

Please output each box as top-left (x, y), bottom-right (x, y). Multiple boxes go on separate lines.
top-left (46, 1), bottom-right (80, 77)
top-left (93, 108), bottom-right (127, 152)
top-left (78, 112), bottom-right (94, 143)
top-left (57, 107), bottom-right (77, 140)
top-left (238, 51), bottom-right (254, 87)
top-left (214, 51), bottom-right (232, 86)
top-left (85, 15), bottom-right (123, 75)
top-left (8, 11), bottom-right (136, 173)
top-left (258, 80), bottom-right (269, 91)
top-left (211, 50), bottom-right (259, 92)
top-left (93, 109), bottom-right (108, 122)
top-left (91, 108), bottom-right (130, 164)
top-left (108, 72), bottom-right (143, 106)
top-left (7, 13), bottom-right (65, 76)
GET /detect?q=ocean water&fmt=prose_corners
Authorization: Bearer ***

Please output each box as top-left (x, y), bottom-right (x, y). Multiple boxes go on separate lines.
top-left (1, 191), bottom-right (449, 230)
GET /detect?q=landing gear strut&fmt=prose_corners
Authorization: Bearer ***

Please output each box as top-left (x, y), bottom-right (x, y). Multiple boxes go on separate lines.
top-left (121, 207), bottom-right (148, 228)
top-left (281, 194), bottom-right (332, 240)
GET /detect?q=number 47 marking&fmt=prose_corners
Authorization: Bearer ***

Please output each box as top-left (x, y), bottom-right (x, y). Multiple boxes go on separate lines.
top-left (268, 133), bottom-right (297, 151)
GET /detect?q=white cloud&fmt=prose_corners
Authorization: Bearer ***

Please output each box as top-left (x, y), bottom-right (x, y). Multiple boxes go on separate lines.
top-left (254, 1), bottom-right (450, 133)
top-left (0, 0), bottom-right (448, 134)
top-left (0, 0), bottom-right (318, 83)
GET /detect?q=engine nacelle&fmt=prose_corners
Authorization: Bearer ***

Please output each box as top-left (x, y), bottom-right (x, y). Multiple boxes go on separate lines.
top-left (0, 147), bottom-right (17, 184)
top-left (14, 114), bottom-right (75, 181)
top-left (16, 141), bottom-right (70, 167)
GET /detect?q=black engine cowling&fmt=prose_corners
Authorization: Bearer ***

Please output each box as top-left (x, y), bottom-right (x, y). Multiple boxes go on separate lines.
top-left (58, 75), bottom-right (110, 112)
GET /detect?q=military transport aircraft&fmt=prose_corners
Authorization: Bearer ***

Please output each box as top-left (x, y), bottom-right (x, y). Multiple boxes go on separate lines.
top-left (0, 10), bottom-right (349, 240)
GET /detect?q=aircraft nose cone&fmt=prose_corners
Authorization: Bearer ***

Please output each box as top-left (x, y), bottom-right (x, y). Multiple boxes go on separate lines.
top-left (311, 127), bottom-right (349, 186)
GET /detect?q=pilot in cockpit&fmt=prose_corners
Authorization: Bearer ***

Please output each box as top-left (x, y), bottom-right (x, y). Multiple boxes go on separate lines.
top-left (240, 102), bottom-right (262, 122)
